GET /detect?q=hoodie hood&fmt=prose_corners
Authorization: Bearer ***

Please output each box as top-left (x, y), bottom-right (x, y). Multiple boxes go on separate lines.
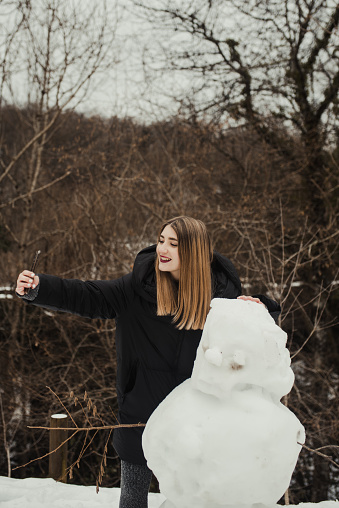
top-left (131, 244), bottom-right (158, 303)
top-left (131, 244), bottom-right (242, 303)
top-left (211, 251), bottom-right (242, 296)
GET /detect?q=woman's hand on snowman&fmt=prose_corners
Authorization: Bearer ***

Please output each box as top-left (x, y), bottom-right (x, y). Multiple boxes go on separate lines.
top-left (16, 270), bottom-right (40, 295)
top-left (237, 295), bottom-right (265, 306)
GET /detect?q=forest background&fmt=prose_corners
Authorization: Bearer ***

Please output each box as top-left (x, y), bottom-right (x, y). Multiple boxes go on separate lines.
top-left (0, 0), bottom-right (338, 504)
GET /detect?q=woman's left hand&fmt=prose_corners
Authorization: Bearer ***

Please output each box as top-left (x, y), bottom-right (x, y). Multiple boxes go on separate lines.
top-left (237, 295), bottom-right (265, 306)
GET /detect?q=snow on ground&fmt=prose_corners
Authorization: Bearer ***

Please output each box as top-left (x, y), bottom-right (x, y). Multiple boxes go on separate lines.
top-left (0, 476), bottom-right (163, 508)
top-left (0, 477), bottom-right (337, 508)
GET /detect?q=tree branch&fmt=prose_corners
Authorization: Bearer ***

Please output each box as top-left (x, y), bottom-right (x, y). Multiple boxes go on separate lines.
top-left (0, 110), bottom-right (61, 185)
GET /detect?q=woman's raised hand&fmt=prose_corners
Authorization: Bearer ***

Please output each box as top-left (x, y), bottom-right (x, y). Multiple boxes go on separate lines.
top-left (16, 270), bottom-right (40, 295)
top-left (237, 295), bottom-right (265, 306)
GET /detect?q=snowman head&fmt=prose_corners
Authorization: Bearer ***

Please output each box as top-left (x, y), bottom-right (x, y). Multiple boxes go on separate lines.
top-left (190, 298), bottom-right (294, 400)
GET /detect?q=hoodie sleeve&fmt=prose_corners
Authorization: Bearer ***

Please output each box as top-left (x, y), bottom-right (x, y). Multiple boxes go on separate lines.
top-left (20, 273), bottom-right (132, 320)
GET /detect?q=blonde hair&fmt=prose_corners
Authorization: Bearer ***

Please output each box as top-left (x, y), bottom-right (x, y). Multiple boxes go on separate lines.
top-left (155, 216), bottom-right (213, 330)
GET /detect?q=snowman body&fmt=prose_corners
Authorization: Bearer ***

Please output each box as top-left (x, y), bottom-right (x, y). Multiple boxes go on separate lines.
top-left (142, 298), bottom-right (305, 508)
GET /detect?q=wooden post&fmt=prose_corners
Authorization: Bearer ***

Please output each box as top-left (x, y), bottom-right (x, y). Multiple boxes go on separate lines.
top-left (49, 414), bottom-right (68, 483)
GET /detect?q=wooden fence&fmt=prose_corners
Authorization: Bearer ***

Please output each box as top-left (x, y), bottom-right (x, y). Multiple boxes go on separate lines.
top-left (49, 414), bottom-right (68, 483)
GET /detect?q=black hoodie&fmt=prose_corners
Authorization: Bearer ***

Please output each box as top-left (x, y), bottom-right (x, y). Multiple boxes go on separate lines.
top-left (20, 245), bottom-right (280, 464)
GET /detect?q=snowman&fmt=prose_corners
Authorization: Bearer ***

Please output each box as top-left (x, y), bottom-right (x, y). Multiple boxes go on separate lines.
top-left (142, 298), bottom-right (305, 508)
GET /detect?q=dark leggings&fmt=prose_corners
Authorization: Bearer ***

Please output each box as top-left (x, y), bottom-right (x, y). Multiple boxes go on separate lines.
top-left (119, 460), bottom-right (153, 508)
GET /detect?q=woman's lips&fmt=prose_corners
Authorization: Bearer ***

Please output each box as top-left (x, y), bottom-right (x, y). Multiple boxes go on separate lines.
top-left (160, 256), bottom-right (171, 263)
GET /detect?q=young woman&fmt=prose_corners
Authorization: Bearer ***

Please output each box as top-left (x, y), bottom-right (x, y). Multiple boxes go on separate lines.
top-left (16, 216), bottom-right (280, 508)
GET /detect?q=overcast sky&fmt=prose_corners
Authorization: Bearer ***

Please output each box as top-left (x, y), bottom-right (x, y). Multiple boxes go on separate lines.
top-left (83, 1), bottom-right (194, 122)
top-left (0, 0), bottom-right (184, 122)
top-left (2, 0), bottom-right (338, 129)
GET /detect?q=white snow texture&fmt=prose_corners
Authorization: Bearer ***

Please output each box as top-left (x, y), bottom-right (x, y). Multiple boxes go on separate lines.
top-left (0, 477), bottom-right (337, 508)
top-left (143, 298), bottom-right (306, 508)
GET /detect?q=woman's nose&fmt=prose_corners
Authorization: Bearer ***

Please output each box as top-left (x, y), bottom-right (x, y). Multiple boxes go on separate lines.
top-left (159, 243), bottom-right (169, 253)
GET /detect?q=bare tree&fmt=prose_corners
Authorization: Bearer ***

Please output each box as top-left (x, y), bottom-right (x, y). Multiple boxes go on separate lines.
top-left (132, 1), bottom-right (339, 133)
top-left (0, 0), bottom-right (121, 483)
top-left (132, 0), bottom-right (339, 216)
top-left (0, 0), bottom-right (120, 316)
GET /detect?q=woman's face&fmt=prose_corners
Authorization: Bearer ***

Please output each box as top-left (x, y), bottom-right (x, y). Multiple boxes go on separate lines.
top-left (156, 225), bottom-right (180, 280)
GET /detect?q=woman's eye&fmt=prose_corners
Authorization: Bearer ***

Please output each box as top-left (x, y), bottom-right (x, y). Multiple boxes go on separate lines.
top-left (158, 239), bottom-right (177, 247)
